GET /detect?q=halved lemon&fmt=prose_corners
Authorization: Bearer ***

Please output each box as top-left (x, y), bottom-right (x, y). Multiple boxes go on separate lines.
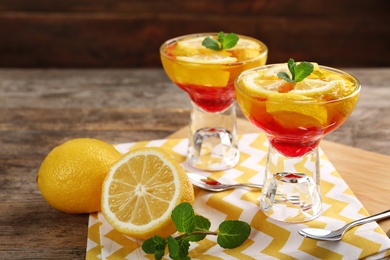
top-left (101, 147), bottom-right (194, 239)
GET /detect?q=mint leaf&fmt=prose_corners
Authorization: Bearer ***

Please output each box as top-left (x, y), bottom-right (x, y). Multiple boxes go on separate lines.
top-left (143, 203), bottom-right (251, 259)
top-left (167, 236), bottom-right (180, 259)
top-left (202, 31), bottom-right (239, 51)
top-left (187, 215), bottom-right (211, 242)
top-left (176, 238), bottom-right (191, 259)
top-left (287, 58), bottom-right (296, 79)
top-left (202, 37), bottom-right (221, 51)
top-left (194, 215), bottom-right (211, 231)
top-left (222, 33), bottom-right (239, 49)
top-left (277, 58), bottom-right (314, 83)
top-left (217, 220), bottom-right (251, 249)
top-left (171, 202), bottom-right (195, 234)
top-left (142, 237), bottom-right (157, 254)
top-left (168, 236), bottom-right (191, 260)
top-left (294, 61), bottom-right (314, 82)
top-left (217, 31), bottom-right (225, 44)
top-left (276, 72), bottom-right (295, 83)
top-left (142, 235), bottom-right (167, 260)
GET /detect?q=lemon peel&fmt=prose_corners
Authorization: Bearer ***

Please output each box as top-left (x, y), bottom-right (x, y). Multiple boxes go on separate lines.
top-left (37, 138), bottom-right (121, 214)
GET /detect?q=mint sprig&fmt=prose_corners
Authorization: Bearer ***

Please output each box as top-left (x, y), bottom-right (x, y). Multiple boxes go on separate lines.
top-left (142, 202), bottom-right (251, 260)
top-left (202, 31), bottom-right (239, 51)
top-left (277, 58), bottom-right (314, 83)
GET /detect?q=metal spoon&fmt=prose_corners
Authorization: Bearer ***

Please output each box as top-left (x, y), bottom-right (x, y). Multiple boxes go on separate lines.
top-left (299, 209), bottom-right (390, 241)
top-left (186, 172), bottom-right (263, 192)
top-left (186, 172), bottom-right (300, 203)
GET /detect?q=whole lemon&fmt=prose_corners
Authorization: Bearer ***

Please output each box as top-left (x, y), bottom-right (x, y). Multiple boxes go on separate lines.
top-left (37, 138), bottom-right (121, 214)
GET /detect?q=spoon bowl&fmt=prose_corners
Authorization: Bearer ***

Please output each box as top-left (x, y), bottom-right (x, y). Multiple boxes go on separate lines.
top-left (299, 209), bottom-right (390, 241)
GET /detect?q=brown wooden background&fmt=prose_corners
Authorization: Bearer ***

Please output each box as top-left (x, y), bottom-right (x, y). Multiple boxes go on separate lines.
top-left (0, 0), bottom-right (389, 68)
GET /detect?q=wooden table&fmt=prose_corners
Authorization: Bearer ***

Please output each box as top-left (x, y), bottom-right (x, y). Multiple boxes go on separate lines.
top-left (1, 68), bottom-right (389, 259)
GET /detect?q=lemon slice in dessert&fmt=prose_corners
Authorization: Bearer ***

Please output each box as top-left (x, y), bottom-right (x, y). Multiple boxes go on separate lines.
top-left (174, 36), bottom-right (237, 64)
top-left (234, 38), bottom-right (260, 49)
top-left (240, 67), bottom-right (328, 127)
top-left (231, 38), bottom-right (263, 61)
top-left (241, 71), bottom-right (285, 97)
top-left (176, 37), bottom-right (204, 49)
top-left (267, 93), bottom-right (328, 127)
top-left (176, 54), bottom-right (237, 64)
top-left (173, 37), bottom-right (206, 56)
top-left (291, 78), bottom-right (344, 97)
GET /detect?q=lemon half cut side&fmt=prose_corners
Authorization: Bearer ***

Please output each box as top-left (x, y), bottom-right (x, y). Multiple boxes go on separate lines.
top-left (101, 147), bottom-right (194, 239)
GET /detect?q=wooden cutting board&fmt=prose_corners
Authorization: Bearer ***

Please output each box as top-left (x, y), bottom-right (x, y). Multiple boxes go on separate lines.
top-left (168, 118), bottom-right (390, 235)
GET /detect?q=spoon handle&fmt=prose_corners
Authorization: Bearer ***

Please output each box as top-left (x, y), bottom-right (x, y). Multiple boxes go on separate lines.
top-left (344, 209), bottom-right (390, 231)
top-left (230, 183), bottom-right (263, 189)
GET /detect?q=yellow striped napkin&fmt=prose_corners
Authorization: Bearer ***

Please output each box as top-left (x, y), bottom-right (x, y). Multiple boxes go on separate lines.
top-left (86, 133), bottom-right (390, 259)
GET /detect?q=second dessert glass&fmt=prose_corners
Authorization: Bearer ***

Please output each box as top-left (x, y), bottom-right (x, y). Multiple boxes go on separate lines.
top-left (235, 62), bottom-right (360, 222)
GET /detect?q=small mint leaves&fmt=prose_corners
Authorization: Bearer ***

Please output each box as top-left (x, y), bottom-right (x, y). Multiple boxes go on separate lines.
top-left (277, 58), bottom-right (314, 83)
top-left (202, 31), bottom-right (239, 51)
top-left (142, 202), bottom-right (251, 260)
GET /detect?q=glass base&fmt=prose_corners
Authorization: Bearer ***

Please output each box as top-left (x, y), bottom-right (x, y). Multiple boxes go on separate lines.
top-left (188, 127), bottom-right (239, 171)
top-left (260, 144), bottom-right (322, 222)
top-left (187, 101), bottom-right (239, 171)
top-left (260, 172), bottom-right (322, 222)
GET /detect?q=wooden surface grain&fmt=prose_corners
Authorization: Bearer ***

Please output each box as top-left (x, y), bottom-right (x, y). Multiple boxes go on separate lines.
top-left (0, 0), bottom-right (389, 68)
top-left (0, 68), bottom-right (389, 258)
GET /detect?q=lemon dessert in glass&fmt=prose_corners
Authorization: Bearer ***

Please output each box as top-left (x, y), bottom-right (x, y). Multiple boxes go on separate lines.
top-left (160, 32), bottom-right (268, 170)
top-left (235, 59), bottom-right (360, 222)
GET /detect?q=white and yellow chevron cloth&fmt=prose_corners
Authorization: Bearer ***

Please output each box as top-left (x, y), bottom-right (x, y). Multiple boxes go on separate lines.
top-left (86, 133), bottom-right (390, 259)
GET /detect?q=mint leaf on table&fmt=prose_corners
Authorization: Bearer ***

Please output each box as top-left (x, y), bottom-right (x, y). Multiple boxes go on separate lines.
top-left (217, 220), bottom-right (251, 249)
top-left (142, 235), bottom-right (167, 260)
top-left (202, 31), bottom-right (239, 51)
top-left (186, 215), bottom-right (211, 242)
top-left (142, 202), bottom-right (251, 259)
top-left (277, 58), bottom-right (314, 83)
top-left (177, 238), bottom-right (191, 259)
top-left (171, 202), bottom-right (195, 233)
top-left (167, 236), bottom-right (180, 259)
